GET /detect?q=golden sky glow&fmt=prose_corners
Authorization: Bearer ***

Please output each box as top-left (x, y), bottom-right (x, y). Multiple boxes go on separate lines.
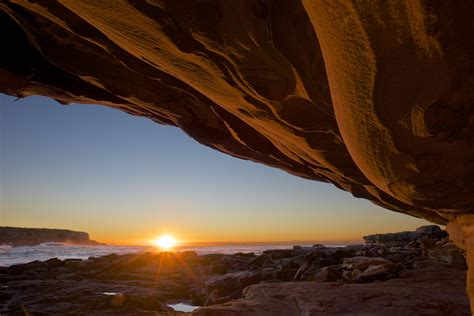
top-left (1, 95), bottom-right (433, 246)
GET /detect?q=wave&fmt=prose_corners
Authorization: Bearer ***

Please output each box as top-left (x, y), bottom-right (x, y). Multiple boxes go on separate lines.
top-left (0, 243), bottom-right (349, 267)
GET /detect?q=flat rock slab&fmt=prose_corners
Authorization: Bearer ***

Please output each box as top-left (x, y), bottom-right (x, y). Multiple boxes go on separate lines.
top-left (193, 261), bottom-right (469, 315)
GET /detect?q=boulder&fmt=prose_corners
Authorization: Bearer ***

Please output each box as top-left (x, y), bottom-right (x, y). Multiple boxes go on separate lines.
top-left (195, 271), bottom-right (266, 306)
top-left (262, 249), bottom-right (294, 260)
top-left (364, 226), bottom-right (448, 247)
top-left (351, 269), bottom-right (362, 280)
top-left (210, 263), bottom-right (228, 275)
top-left (416, 225), bottom-right (443, 235)
top-left (250, 254), bottom-right (272, 267)
top-left (343, 257), bottom-right (392, 271)
top-left (420, 239), bottom-right (466, 267)
top-left (193, 261), bottom-right (470, 315)
top-left (353, 264), bottom-right (401, 283)
top-left (310, 265), bottom-right (343, 282)
top-left (44, 258), bottom-right (64, 268)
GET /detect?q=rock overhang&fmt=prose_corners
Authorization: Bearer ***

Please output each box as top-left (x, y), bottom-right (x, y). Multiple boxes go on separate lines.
top-left (0, 0), bottom-right (473, 225)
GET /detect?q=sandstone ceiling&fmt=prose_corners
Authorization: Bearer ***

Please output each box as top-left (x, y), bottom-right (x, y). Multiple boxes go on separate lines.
top-left (1, 0), bottom-right (473, 224)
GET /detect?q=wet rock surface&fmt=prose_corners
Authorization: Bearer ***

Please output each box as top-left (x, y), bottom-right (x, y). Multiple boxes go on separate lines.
top-left (0, 226), bottom-right (468, 314)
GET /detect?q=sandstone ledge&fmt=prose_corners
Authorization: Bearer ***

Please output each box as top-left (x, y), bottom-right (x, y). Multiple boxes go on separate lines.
top-left (0, 1), bottom-right (473, 224)
top-left (194, 261), bottom-right (469, 315)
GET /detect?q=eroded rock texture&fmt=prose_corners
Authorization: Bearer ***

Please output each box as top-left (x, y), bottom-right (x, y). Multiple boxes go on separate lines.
top-left (193, 261), bottom-right (470, 315)
top-left (0, 0), bottom-right (473, 225)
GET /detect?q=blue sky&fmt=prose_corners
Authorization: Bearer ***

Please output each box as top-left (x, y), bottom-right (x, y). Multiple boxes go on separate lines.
top-left (0, 94), bottom-right (430, 245)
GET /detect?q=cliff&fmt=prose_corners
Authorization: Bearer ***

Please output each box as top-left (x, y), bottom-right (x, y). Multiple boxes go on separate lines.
top-left (0, 227), bottom-right (102, 247)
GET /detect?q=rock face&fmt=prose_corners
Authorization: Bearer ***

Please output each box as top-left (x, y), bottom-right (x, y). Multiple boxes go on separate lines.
top-left (1, 0), bottom-right (474, 309)
top-left (0, 227), bottom-right (102, 247)
top-left (0, 1), bottom-right (473, 226)
top-left (363, 225), bottom-right (447, 247)
top-left (448, 217), bottom-right (474, 312)
top-left (193, 261), bottom-right (469, 316)
top-left (360, 225), bottom-right (465, 267)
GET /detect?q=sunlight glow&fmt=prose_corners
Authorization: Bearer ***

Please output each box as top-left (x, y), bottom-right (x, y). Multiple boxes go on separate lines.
top-left (153, 235), bottom-right (177, 251)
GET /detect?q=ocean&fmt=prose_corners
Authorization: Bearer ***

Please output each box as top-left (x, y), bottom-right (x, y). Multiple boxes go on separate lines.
top-left (0, 243), bottom-right (348, 267)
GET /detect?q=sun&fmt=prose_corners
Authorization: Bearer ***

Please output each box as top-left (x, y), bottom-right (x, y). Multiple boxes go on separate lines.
top-left (152, 234), bottom-right (177, 251)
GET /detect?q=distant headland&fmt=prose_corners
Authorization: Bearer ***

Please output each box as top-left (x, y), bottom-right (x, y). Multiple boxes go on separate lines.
top-left (0, 227), bottom-right (103, 247)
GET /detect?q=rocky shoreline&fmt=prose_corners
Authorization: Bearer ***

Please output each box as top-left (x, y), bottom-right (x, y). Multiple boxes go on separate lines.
top-left (0, 226), bottom-right (469, 315)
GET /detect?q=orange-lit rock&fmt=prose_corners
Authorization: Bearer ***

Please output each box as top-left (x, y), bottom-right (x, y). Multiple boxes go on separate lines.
top-left (1, 0), bottom-right (473, 304)
top-left (1, 1), bottom-right (472, 224)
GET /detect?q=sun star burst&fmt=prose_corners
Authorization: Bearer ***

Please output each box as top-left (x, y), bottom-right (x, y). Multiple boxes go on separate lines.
top-left (153, 234), bottom-right (177, 251)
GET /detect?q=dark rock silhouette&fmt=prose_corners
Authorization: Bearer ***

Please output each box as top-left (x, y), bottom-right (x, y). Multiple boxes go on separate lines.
top-left (0, 227), bottom-right (102, 247)
top-left (363, 225), bottom-right (447, 247)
